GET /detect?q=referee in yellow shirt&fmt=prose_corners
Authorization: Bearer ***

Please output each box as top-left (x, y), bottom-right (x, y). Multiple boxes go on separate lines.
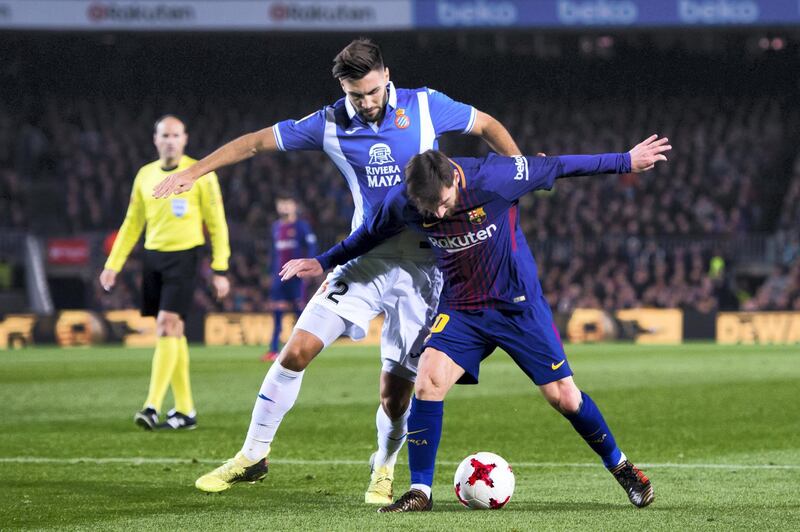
top-left (100, 115), bottom-right (230, 431)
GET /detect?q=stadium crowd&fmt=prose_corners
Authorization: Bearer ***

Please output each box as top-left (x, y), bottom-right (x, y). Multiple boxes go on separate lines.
top-left (2, 33), bottom-right (798, 315)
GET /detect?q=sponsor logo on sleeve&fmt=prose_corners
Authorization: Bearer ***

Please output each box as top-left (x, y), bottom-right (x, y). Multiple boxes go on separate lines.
top-left (513, 155), bottom-right (529, 181)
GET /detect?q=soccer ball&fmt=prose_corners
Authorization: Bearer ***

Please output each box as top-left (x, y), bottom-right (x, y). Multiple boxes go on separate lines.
top-left (453, 452), bottom-right (515, 509)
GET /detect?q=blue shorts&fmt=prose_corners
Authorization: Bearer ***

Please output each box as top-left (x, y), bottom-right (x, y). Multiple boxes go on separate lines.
top-left (424, 296), bottom-right (572, 386)
top-left (270, 276), bottom-right (303, 303)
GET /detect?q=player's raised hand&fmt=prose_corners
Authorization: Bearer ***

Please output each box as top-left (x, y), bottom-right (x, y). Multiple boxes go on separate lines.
top-left (628, 134), bottom-right (671, 173)
top-left (280, 258), bottom-right (323, 281)
top-left (152, 168), bottom-right (197, 198)
top-left (99, 268), bottom-right (117, 292)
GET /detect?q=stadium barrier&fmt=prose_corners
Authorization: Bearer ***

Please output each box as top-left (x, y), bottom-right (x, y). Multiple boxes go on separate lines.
top-left (716, 312), bottom-right (800, 344)
top-left (566, 308), bottom-right (684, 344)
top-left (3, 309), bottom-right (800, 348)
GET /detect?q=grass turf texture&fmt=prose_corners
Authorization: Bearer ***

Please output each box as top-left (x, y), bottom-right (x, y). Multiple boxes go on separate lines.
top-left (2, 343), bottom-right (799, 530)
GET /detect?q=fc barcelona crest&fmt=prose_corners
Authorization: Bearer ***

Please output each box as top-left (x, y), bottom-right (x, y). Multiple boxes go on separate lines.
top-left (468, 207), bottom-right (487, 225)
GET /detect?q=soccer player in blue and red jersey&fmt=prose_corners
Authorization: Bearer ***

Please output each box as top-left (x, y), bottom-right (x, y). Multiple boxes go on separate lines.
top-left (154, 39), bottom-right (521, 500)
top-left (262, 194), bottom-right (317, 362)
top-left (281, 135), bottom-right (671, 511)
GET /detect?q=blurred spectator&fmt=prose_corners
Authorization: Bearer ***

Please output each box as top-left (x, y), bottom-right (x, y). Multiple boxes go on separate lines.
top-left (1, 33), bottom-right (798, 314)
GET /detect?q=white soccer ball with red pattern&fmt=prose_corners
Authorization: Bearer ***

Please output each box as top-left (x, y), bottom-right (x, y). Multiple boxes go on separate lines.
top-left (453, 451), bottom-right (515, 510)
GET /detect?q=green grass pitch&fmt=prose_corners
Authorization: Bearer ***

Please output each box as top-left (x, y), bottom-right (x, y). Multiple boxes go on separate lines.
top-left (2, 343), bottom-right (799, 530)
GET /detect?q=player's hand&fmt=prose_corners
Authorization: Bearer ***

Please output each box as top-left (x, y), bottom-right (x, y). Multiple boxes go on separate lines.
top-left (152, 169), bottom-right (197, 198)
top-left (629, 134), bottom-right (671, 173)
top-left (280, 259), bottom-right (323, 281)
top-left (99, 268), bottom-right (117, 292)
top-left (212, 274), bottom-right (230, 300)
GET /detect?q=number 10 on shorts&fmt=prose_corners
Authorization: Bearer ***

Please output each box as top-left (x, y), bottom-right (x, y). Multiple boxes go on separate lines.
top-left (430, 313), bottom-right (450, 334)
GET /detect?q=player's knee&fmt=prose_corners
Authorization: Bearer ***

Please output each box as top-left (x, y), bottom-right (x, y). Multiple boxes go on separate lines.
top-left (156, 313), bottom-right (182, 337)
top-left (277, 336), bottom-right (320, 371)
top-left (381, 395), bottom-right (410, 420)
top-left (414, 372), bottom-right (446, 401)
top-left (557, 387), bottom-right (582, 414)
top-left (541, 379), bottom-right (582, 414)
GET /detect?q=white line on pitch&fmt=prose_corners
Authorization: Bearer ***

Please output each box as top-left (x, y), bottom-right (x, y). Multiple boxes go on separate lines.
top-left (0, 457), bottom-right (798, 470)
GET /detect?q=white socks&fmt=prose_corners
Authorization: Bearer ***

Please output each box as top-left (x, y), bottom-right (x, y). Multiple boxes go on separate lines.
top-left (373, 403), bottom-right (410, 469)
top-left (411, 484), bottom-right (432, 498)
top-left (241, 361), bottom-right (305, 463)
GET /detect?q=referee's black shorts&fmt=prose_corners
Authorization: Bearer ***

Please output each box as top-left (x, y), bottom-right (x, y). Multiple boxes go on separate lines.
top-left (141, 246), bottom-right (200, 320)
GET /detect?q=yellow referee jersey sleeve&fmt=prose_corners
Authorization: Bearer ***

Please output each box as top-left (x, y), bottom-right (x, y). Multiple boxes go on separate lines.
top-left (104, 156), bottom-right (231, 273)
top-left (197, 171), bottom-right (230, 272)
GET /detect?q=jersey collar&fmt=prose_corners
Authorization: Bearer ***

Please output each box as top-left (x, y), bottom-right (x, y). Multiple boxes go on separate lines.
top-left (344, 81), bottom-right (398, 124)
top-left (448, 157), bottom-right (467, 190)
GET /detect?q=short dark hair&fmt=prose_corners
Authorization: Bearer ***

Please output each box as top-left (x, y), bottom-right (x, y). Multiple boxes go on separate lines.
top-left (332, 38), bottom-right (384, 80)
top-left (275, 192), bottom-right (297, 202)
top-left (405, 150), bottom-right (454, 212)
top-left (153, 114), bottom-right (185, 133)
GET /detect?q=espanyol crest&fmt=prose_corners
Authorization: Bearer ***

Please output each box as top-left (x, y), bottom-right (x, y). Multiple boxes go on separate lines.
top-left (394, 109), bottom-right (411, 129)
top-left (368, 143), bottom-right (395, 165)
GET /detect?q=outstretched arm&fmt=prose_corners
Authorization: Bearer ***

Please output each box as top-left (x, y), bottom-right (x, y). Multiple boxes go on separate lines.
top-left (488, 135), bottom-right (671, 202)
top-left (556, 134), bottom-right (670, 176)
top-left (470, 111), bottom-right (521, 156)
top-left (279, 223), bottom-right (384, 281)
top-left (280, 193), bottom-right (408, 281)
top-left (153, 127), bottom-right (277, 198)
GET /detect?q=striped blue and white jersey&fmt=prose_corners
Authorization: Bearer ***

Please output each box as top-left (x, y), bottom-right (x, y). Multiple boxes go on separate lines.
top-left (273, 82), bottom-right (476, 259)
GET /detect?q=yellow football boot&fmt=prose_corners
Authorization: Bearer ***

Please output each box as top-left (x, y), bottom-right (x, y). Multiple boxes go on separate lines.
top-left (365, 452), bottom-right (394, 505)
top-left (195, 451), bottom-right (269, 493)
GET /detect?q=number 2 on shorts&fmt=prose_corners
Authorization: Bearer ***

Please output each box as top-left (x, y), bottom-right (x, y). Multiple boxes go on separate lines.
top-left (326, 281), bottom-right (349, 304)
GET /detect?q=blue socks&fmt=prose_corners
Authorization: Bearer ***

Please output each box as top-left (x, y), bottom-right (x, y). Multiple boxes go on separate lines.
top-left (564, 391), bottom-right (623, 468)
top-left (404, 391), bottom-right (621, 492)
top-left (270, 310), bottom-right (284, 352)
top-left (407, 397), bottom-right (444, 489)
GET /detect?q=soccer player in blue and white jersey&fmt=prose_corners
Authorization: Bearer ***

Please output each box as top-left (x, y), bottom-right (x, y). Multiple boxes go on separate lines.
top-left (281, 135), bottom-right (671, 511)
top-left (262, 194), bottom-right (317, 362)
top-left (152, 39), bottom-right (521, 501)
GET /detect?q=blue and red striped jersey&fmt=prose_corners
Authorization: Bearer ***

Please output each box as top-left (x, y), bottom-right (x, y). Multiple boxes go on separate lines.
top-left (272, 219), bottom-right (317, 276)
top-left (317, 152), bottom-right (631, 310)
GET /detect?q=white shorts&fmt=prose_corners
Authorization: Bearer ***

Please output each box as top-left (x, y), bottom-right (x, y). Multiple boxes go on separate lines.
top-left (295, 255), bottom-right (442, 378)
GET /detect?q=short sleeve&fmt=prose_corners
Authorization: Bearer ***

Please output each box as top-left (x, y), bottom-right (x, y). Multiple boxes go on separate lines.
top-left (426, 89), bottom-right (477, 136)
top-left (273, 109), bottom-right (326, 152)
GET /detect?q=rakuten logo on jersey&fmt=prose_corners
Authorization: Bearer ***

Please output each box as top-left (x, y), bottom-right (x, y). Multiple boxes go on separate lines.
top-left (557, 0), bottom-right (638, 25)
top-left (678, 0), bottom-right (759, 24)
top-left (428, 224), bottom-right (497, 253)
top-left (436, 0), bottom-right (518, 27)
